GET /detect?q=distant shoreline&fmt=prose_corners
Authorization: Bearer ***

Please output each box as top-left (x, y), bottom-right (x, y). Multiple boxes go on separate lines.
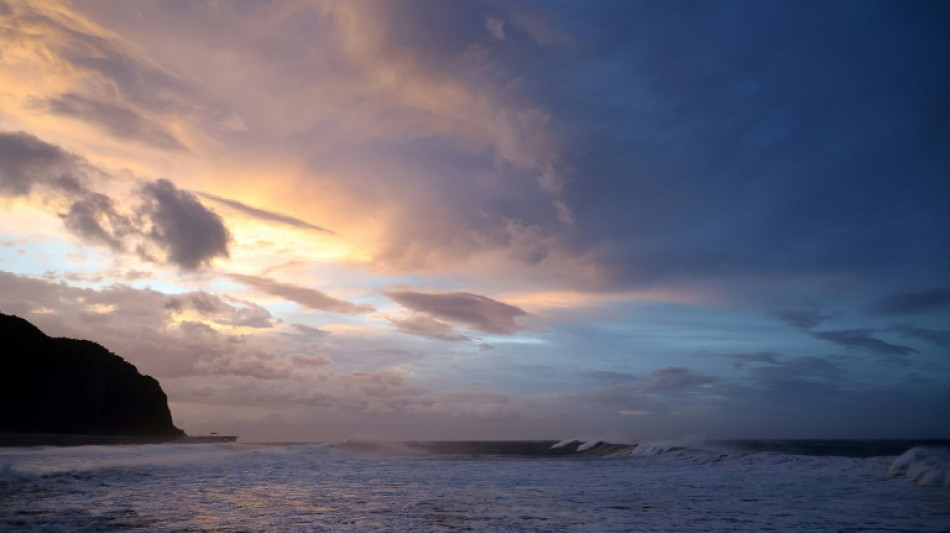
top-left (0, 433), bottom-right (237, 447)
top-left (3, 436), bottom-right (949, 457)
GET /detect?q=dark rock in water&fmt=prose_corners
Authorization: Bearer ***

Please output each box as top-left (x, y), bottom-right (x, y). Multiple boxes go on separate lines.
top-left (0, 312), bottom-right (184, 437)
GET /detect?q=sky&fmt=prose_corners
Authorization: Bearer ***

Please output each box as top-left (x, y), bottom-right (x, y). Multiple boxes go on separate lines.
top-left (1, 0), bottom-right (948, 442)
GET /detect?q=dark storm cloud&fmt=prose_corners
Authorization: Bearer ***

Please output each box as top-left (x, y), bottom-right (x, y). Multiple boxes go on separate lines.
top-left (811, 329), bottom-right (916, 359)
top-left (40, 93), bottom-right (186, 151)
top-left (871, 288), bottom-right (950, 315)
top-left (139, 179), bottom-right (231, 269)
top-left (228, 273), bottom-right (373, 315)
top-left (387, 314), bottom-right (471, 342)
top-left (196, 192), bottom-right (336, 234)
top-left (384, 291), bottom-right (528, 335)
top-left (526, 2), bottom-right (950, 287)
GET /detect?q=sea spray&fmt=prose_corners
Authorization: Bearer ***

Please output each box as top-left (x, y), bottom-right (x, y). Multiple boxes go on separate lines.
top-left (888, 447), bottom-right (950, 487)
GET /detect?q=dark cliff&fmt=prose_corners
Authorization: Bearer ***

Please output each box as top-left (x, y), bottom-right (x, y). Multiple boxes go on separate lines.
top-left (0, 312), bottom-right (184, 437)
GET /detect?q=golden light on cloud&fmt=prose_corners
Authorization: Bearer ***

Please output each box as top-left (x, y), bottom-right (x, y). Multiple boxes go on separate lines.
top-left (317, 323), bottom-right (381, 336)
top-left (85, 303), bottom-right (116, 314)
top-left (1, 0), bottom-right (946, 449)
top-left (167, 316), bottom-right (264, 337)
top-left (498, 287), bottom-right (721, 315)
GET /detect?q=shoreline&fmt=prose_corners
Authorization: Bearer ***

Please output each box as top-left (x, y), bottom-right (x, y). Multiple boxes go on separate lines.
top-left (0, 433), bottom-right (237, 447)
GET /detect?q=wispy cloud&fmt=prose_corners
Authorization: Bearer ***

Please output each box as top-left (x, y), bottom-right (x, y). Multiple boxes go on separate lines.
top-left (387, 314), bottom-right (472, 342)
top-left (228, 273), bottom-right (372, 314)
top-left (723, 352), bottom-right (780, 369)
top-left (812, 329), bottom-right (917, 359)
top-left (37, 93), bottom-right (186, 151)
top-left (871, 288), bottom-right (950, 315)
top-left (770, 309), bottom-right (833, 331)
top-left (385, 290), bottom-right (529, 335)
top-left (196, 192), bottom-right (336, 234)
top-left (891, 324), bottom-right (950, 349)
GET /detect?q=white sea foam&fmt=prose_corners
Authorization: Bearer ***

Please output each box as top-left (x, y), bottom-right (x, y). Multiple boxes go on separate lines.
top-left (888, 446), bottom-right (950, 487)
top-left (576, 440), bottom-right (602, 452)
top-left (632, 436), bottom-right (716, 456)
top-left (550, 439), bottom-right (577, 449)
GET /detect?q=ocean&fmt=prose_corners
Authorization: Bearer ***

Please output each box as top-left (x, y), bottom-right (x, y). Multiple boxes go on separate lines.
top-left (1, 439), bottom-right (948, 532)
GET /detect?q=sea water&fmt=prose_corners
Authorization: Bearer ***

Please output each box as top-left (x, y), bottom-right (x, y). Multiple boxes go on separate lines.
top-left (1, 440), bottom-right (948, 532)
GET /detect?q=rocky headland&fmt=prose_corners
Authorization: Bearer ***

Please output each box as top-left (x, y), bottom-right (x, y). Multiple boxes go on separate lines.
top-left (0, 312), bottom-right (185, 440)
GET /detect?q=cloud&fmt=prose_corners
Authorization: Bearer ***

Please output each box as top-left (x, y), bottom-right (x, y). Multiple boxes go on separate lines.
top-left (164, 369), bottom-right (427, 415)
top-left (497, 2), bottom-right (574, 47)
top-left (742, 356), bottom-right (846, 391)
top-left (811, 329), bottom-right (917, 359)
top-left (3, 1), bottom-right (949, 441)
top-left (512, 2), bottom-right (950, 291)
top-left (643, 367), bottom-right (718, 393)
top-left (228, 273), bottom-right (373, 314)
top-left (384, 290), bottom-right (528, 334)
top-left (485, 18), bottom-right (505, 41)
top-left (0, 271), bottom-right (327, 381)
top-left (320, 1), bottom-right (569, 194)
top-left (871, 288), bottom-right (950, 315)
top-left (0, 131), bottom-right (81, 196)
top-left (570, 367), bottom-right (719, 419)
top-left (196, 192), bottom-right (336, 234)
top-left (0, 271), bottom-right (525, 433)
top-left (0, 131), bottom-right (230, 269)
top-left (0, 132), bottom-right (135, 252)
top-left (38, 93), bottom-right (186, 151)
top-left (892, 324), bottom-right (950, 349)
top-left (59, 190), bottom-right (134, 251)
top-left (288, 323), bottom-right (330, 341)
top-left (164, 291), bottom-right (274, 329)
top-left (287, 352), bottom-right (332, 367)
top-left (770, 309), bottom-right (832, 330)
top-left (139, 179), bottom-right (231, 269)
top-left (724, 352), bottom-right (780, 369)
top-left (387, 314), bottom-right (471, 342)
top-left (0, 0), bottom-right (226, 139)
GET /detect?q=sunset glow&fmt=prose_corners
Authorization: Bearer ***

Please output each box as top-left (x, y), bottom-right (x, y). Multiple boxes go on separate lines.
top-left (1, 0), bottom-right (948, 442)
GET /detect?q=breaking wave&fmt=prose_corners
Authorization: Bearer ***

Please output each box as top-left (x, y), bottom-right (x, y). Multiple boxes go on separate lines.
top-left (888, 446), bottom-right (950, 487)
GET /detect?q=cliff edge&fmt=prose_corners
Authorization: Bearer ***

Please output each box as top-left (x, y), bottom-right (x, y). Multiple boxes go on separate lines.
top-left (0, 312), bottom-right (184, 437)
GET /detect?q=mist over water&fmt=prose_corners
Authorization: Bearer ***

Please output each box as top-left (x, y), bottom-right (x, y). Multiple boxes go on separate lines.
top-left (2, 440), bottom-right (948, 532)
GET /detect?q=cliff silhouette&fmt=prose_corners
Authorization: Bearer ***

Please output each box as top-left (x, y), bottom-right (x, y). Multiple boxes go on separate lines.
top-left (0, 312), bottom-right (184, 437)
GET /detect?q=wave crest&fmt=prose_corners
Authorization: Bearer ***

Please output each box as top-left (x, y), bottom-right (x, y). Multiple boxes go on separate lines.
top-left (887, 447), bottom-right (950, 487)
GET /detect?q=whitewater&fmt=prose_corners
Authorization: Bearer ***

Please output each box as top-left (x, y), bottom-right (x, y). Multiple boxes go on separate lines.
top-left (1, 440), bottom-right (948, 532)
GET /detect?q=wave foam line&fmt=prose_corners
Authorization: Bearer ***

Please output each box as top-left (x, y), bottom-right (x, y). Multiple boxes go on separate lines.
top-left (888, 447), bottom-right (950, 487)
